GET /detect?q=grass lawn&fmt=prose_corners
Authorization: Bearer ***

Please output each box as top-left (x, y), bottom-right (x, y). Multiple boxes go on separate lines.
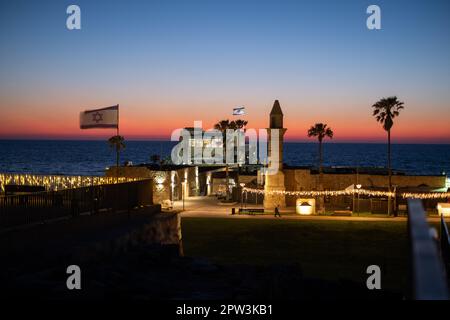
top-left (182, 218), bottom-right (409, 293)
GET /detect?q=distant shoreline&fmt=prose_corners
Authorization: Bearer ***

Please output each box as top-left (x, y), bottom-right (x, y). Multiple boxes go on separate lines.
top-left (0, 139), bottom-right (449, 146)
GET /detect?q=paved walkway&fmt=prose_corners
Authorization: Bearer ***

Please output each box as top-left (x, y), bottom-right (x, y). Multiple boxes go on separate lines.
top-left (174, 196), bottom-right (441, 222)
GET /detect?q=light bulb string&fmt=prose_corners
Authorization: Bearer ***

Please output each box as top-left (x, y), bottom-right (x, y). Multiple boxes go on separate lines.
top-left (243, 187), bottom-right (450, 200)
top-left (0, 173), bottom-right (139, 192)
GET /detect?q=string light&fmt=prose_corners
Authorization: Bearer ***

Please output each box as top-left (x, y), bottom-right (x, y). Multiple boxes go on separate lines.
top-left (0, 173), bottom-right (139, 192)
top-left (243, 187), bottom-right (450, 200)
top-left (1, 173), bottom-right (448, 200)
top-left (400, 192), bottom-right (450, 199)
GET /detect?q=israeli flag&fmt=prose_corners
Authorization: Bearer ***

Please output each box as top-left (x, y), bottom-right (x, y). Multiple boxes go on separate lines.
top-left (232, 106), bottom-right (245, 115)
top-left (80, 105), bottom-right (119, 129)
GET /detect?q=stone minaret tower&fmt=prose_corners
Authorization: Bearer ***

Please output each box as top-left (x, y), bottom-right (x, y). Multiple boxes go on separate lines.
top-left (264, 100), bottom-right (287, 209)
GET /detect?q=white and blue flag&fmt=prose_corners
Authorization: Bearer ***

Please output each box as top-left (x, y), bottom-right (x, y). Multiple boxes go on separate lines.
top-left (232, 106), bottom-right (245, 115)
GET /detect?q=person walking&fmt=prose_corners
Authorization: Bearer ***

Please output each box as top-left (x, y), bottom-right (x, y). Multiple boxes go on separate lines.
top-left (274, 205), bottom-right (281, 218)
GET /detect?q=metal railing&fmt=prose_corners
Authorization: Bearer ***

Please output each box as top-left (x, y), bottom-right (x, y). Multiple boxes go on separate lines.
top-left (441, 214), bottom-right (450, 269)
top-left (0, 179), bottom-right (152, 230)
top-left (407, 198), bottom-right (449, 300)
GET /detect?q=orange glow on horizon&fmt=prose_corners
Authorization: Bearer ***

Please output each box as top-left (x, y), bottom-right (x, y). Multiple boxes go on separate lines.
top-left (0, 99), bottom-right (449, 143)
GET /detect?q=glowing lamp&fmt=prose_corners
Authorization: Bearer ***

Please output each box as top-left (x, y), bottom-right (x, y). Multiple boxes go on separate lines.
top-left (437, 203), bottom-right (450, 217)
top-left (296, 198), bottom-right (315, 215)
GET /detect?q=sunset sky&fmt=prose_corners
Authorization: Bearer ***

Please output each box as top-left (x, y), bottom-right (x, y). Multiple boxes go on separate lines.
top-left (0, 0), bottom-right (449, 143)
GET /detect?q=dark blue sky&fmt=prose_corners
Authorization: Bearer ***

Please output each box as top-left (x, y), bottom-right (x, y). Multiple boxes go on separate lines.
top-left (1, 0), bottom-right (449, 142)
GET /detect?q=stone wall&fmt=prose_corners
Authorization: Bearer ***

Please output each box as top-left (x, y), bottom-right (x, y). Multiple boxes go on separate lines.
top-left (107, 167), bottom-right (171, 204)
top-left (284, 169), bottom-right (446, 190)
top-left (0, 205), bottom-right (183, 269)
top-left (284, 168), bottom-right (446, 207)
top-left (152, 171), bottom-right (172, 204)
top-left (106, 166), bottom-right (203, 204)
top-left (93, 210), bottom-right (182, 259)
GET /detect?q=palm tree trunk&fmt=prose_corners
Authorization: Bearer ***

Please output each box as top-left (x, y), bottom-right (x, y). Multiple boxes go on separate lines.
top-left (116, 146), bottom-right (119, 169)
top-left (116, 145), bottom-right (120, 179)
top-left (224, 136), bottom-right (230, 201)
top-left (319, 140), bottom-right (323, 179)
top-left (225, 164), bottom-right (230, 200)
top-left (319, 140), bottom-right (324, 213)
top-left (387, 129), bottom-right (392, 216)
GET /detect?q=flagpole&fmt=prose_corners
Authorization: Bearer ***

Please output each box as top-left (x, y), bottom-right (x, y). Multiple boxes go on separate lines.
top-left (117, 104), bottom-right (119, 136)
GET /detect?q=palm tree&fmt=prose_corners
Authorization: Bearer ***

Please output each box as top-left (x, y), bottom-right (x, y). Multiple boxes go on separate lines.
top-left (307, 123), bottom-right (334, 177)
top-left (307, 123), bottom-right (333, 213)
top-left (233, 119), bottom-right (248, 188)
top-left (108, 135), bottom-right (126, 175)
top-left (372, 96), bottom-right (404, 216)
top-left (233, 119), bottom-right (248, 160)
top-left (234, 119), bottom-right (248, 130)
top-left (214, 120), bottom-right (237, 201)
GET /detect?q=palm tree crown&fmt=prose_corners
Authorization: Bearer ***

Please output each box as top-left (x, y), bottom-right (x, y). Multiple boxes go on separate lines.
top-left (213, 119), bottom-right (248, 147)
top-left (307, 123), bottom-right (334, 142)
top-left (214, 119), bottom-right (235, 132)
top-left (108, 135), bottom-right (126, 152)
top-left (372, 96), bottom-right (404, 131)
top-left (108, 135), bottom-right (125, 173)
top-left (233, 119), bottom-right (248, 130)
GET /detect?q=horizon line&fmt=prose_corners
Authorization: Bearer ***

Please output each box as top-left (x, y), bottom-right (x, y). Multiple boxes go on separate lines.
top-left (0, 137), bottom-right (449, 145)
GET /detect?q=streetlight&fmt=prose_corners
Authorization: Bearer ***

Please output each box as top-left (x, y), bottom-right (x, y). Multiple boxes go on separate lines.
top-left (356, 184), bottom-right (362, 215)
top-left (181, 181), bottom-right (186, 211)
top-left (240, 183), bottom-right (245, 209)
top-left (393, 185), bottom-right (397, 216)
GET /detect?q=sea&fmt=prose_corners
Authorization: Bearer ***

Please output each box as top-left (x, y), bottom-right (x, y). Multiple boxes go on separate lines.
top-left (0, 140), bottom-right (449, 177)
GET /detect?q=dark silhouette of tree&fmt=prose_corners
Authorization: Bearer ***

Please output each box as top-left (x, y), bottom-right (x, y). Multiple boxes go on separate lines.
top-left (372, 96), bottom-right (404, 216)
top-left (234, 119), bottom-right (248, 130)
top-left (307, 123), bottom-right (333, 213)
top-left (307, 123), bottom-right (333, 178)
top-left (214, 120), bottom-right (235, 201)
top-left (213, 119), bottom-right (247, 201)
top-left (233, 119), bottom-right (248, 188)
top-left (108, 135), bottom-right (126, 175)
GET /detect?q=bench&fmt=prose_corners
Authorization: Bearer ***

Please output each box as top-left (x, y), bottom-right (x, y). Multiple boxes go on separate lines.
top-left (332, 210), bottom-right (352, 217)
